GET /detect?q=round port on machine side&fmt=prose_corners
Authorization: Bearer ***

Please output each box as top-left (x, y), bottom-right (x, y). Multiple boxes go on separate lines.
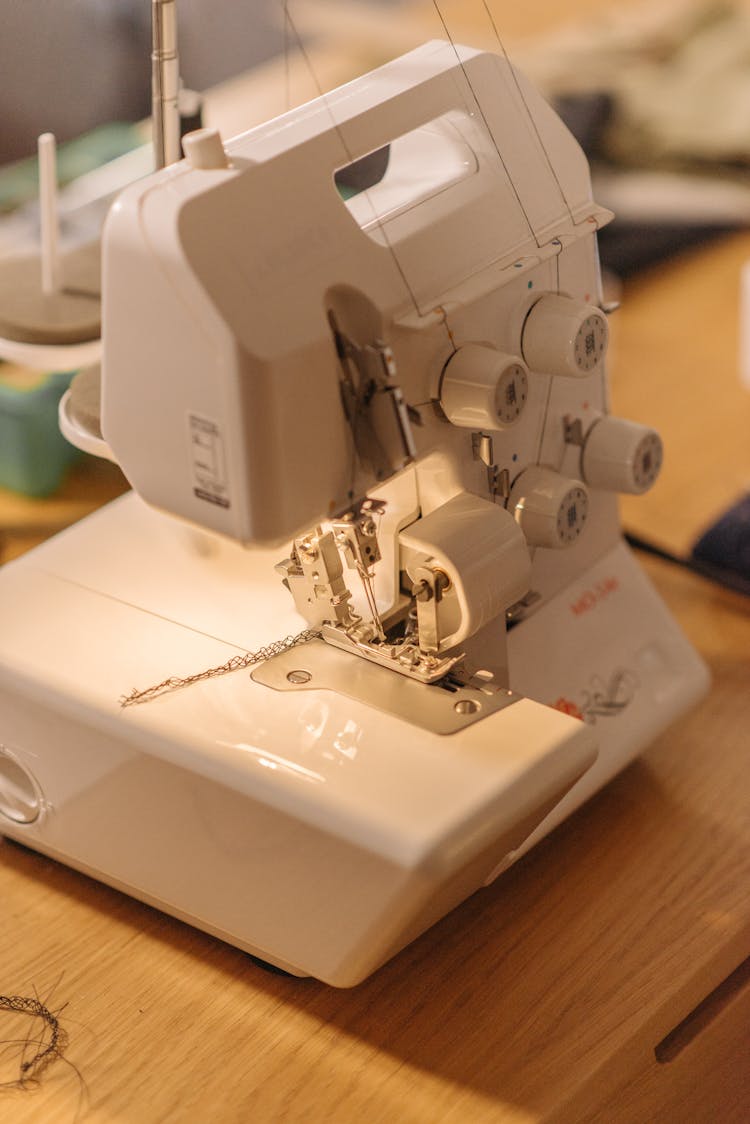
top-left (0, 749), bottom-right (42, 824)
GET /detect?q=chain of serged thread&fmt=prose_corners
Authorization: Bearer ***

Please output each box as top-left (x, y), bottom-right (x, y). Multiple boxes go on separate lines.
top-left (0, 995), bottom-right (65, 1086)
top-left (119, 629), bottom-right (321, 707)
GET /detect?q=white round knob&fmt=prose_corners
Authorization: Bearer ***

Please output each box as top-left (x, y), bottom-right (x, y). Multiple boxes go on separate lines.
top-left (0, 749), bottom-right (41, 824)
top-left (440, 344), bottom-right (528, 429)
top-left (182, 128), bottom-right (229, 170)
top-left (509, 465), bottom-right (589, 548)
top-left (582, 416), bottom-right (663, 494)
top-left (521, 294), bottom-right (608, 377)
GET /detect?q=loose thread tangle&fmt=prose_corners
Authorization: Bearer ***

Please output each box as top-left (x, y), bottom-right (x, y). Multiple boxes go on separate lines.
top-left (0, 995), bottom-right (66, 1088)
top-left (119, 629), bottom-right (321, 707)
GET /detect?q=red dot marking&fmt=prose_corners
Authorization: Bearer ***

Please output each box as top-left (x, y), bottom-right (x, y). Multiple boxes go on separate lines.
top-left (583, 402), bottom-right (589, 410)
top-left (584, 293), bottom-right (590, 302)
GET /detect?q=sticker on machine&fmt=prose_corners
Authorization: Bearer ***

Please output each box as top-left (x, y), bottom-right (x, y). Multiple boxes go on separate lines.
top-left (189, 413), bottom-right (231, 509)
top-left (551, 666), bottom-right (640, 724)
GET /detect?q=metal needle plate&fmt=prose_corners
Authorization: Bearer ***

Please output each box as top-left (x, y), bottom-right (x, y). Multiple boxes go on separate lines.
top-left (251, 640), bottom-right (520, 735)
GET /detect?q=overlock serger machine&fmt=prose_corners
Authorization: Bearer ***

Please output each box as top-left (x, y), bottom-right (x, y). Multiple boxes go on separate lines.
top-left (0, 42), bottom-right (708, 985)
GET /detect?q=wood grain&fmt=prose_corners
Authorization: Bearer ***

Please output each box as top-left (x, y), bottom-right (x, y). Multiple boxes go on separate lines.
top-left (614, 233), bottom-right (750, 557)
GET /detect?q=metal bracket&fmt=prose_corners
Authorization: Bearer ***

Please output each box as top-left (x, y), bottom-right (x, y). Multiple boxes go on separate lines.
top-left (411, 565), bottom-right (450, 654)
top-left (563, 416), bottom-right (585, 447)
top-left (251, 639), bottom-right (520, 735)
top-left (506, 589), bottom-right (543, 625)
top-left (472, 432), bottom-right (510, 499)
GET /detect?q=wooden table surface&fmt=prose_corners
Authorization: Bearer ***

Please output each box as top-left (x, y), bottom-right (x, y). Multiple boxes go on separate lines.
top-left (1, 3), bottom-right (749, 1122)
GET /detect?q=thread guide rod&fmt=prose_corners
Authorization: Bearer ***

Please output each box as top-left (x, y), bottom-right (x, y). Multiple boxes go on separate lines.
top-left (38, 132), bottom-right (60, 296)
top-left (152, 0), bottom-right (181, 169)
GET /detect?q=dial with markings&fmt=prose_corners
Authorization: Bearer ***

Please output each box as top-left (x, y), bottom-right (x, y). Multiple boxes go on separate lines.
top-left (573, 312), bottom-right (608, 374)
top-left (522, 294), bottom-right (608, 378)
top-left (441, 343), bottom-right (529, 429)
top-left (509, 466), bottom-right (590, 549)
top-left (582, 416), bottom-right (663, 494)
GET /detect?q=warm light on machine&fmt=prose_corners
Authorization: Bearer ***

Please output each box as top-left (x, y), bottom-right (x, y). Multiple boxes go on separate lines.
top-left (440, 343), bottom-right (529, 429)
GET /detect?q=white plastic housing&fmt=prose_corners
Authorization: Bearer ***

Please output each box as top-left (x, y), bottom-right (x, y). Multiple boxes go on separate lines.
top-left (509, 465), bottom-right (589, 548)
top-left (0, 496), bottom-right (710, 985)
top-left (440, 344), bottom-right (529, 429)
top-left (0, 37), bottom-right (713, 993)
top-left (399, 491), bottom-right (531, 649)
top-left (582, 416), bottom-right (663, 494)
top-left (100, 40), bottom-right (611, 545)
top-left (521, 294), bottom-right (608, 377)
top-left (0, 495), bottom-right (596, 987)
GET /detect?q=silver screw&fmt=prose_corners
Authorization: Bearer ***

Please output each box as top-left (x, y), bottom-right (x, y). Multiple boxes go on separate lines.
top-left (287, 670), bottom-right (312, 685)
top-left (454, 698), bottom-right (480, 716)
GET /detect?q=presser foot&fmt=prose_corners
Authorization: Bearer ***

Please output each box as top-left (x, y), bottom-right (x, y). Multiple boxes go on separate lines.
top-left (319, 622), bottom-right (463, 684)
top-left (251, 637), bottom-right (519, 735)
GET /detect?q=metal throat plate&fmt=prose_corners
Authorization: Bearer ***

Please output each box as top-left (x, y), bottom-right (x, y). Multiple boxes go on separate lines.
top-left (251, 639), bottom-right (520, 735)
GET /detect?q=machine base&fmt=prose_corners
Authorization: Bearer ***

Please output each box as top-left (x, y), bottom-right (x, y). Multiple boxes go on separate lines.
top-left (0, 496), bottom-right (708, 984)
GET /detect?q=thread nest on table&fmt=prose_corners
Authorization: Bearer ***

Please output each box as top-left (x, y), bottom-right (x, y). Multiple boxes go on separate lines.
top-left (0, 995), bottom-right (67, 1088)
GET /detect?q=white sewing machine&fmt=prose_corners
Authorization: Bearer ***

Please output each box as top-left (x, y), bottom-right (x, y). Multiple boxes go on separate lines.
top-left (0, 41), bottom-right (708, 986)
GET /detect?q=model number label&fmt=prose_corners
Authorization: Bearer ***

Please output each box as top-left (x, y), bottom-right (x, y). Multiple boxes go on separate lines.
top-left (189, 414), bottom-right (231, 509)
top-left (570, 575), bottom-right (620, 617)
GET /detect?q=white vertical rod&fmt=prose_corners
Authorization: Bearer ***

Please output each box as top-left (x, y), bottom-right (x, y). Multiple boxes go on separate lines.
top-left (38, 132), bottom-right (61, 296)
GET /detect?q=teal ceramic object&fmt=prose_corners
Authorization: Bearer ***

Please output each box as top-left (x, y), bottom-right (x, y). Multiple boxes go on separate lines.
top-left (0, 370), bottom-right (79, 497)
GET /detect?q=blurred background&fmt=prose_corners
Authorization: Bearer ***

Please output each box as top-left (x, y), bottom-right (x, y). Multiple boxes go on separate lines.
top-left (3, 1), bottom-right (750, 263)
top-left (1, 0), bottom-right (296, 162)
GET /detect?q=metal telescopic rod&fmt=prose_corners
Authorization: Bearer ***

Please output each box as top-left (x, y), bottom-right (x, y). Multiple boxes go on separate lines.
top-left (152, 0), bottom-right (181, 168)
